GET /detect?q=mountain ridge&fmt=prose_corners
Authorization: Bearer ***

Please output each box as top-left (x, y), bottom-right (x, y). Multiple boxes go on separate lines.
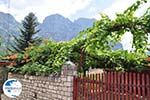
top-left (0, 12), bottom-right (95, 41)
top-left (38, 14), bottom-right (95, 41)
top-left (0, 12), bottom-right (123, 50)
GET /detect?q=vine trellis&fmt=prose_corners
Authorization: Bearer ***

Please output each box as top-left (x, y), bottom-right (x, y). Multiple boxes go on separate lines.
top-left (79, 0), bottom-right (150, 54)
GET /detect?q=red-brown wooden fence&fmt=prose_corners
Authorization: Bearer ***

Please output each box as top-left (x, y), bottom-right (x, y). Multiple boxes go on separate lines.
top-left (73, 71), bottom-right (150, 100)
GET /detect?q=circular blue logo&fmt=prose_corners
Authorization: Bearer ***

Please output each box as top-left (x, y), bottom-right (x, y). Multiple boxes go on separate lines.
top-left (3, 79), bottom-right (22, 98)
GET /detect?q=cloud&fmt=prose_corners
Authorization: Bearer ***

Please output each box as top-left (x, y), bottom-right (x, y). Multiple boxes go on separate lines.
top-left (102, 0), bottom-right (150, 19)
top-left (120, 32), bottom-right (133, 51)
top-left (0, 0), bottom-right (92, 22)
top-left (0, 0), bottom-right (7, 4)
top-left (93, 0), bottom-right (136, 20)
top-left (135, 0), bottom-right (150, 17)
top-left (102, 0), bottom-right (137, 19)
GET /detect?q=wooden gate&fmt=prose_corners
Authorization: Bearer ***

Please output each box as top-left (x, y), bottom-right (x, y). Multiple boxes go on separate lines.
top-left (73, 71), bottom-right (150, 100)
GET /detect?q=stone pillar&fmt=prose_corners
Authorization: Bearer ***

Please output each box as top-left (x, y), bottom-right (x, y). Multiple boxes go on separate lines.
top-left (61, 61), bottom-right (77, 76)
top-left (61, 61), bottom-right (77, 100)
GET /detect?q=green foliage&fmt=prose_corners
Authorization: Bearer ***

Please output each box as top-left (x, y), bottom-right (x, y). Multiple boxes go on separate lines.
top-left (9, 40), bottom-right (80, 75)
top-left (80, 0), bottom-right (150, 54)
top-left (9, 0), bottom-right (150, 75)
top-left (10, 62), bottom-right (54, 76)
top-left (96, 50), bottom-right (147, 71)
top-left (9, 12), bottom-right (41, 53)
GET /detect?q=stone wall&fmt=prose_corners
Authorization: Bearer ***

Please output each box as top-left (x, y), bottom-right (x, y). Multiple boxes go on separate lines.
top-left (1, 62), bottom-right (77, 100)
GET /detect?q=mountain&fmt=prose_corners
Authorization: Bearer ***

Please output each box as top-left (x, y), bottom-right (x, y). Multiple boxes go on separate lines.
top-left (0, 13), bottom-right (123, 50)
top-left (74, 18), bottom-right (95, 31)
top-left (0, 12), bottom-right (20, 54)
top-left (39, 14), bottom-right (78, 41)
top-left (39, 14), bottom-right (95, 41)
top-left (0, 13), bottom-right (95, 41)
top-left (0, 12), bottom-right (20, 44)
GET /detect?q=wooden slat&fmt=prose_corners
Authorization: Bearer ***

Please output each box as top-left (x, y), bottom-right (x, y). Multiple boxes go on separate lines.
top-left (103, 73), bottom-right (108, 100)
top-left (73, 76), bottom-right (78, 100)
top-left (133, 72), bottom-right (137, 99)
top-left (96, 74), bottom-right (99, 100)
top-left (137, 73), bottom-right (141, 100)
top-left (85, 75), bottom-right (89, 100)
top-left (146, 73), bottom-right (150, 100)
top-left (107, 71), bottom-right (111, 100)
top-left (118, 72), bottom-right (121, 100)
top-left (129, 72), bottom-right (132, 100)
top-left (81, 77), bottom-right (83, 100)
top-left (78, 77), bottom-right (81, 100)
top-left (101, 73), bottom-right (104, 100)
top-left (112, 71), bottom-right (115, 100)
top-left (125, 72), bottom-right (128, 100)
top-left (92, 74), bottom-right (94, 100)
top-left (97, 73), bottom-right (101, 100)
top-left (103, 72), bottom-right (107, 100)
top-left (121, 72), bottom-right (125, 100)
top-left (114, 71), bottom-right (117, 100)
top-left (90, 74), bottom-right (92, 100)
top-left (83, 77), bottom-right (86, 100)
top-left (87, 74), bottom-right (90, 100)
top-left (141, 73), bottom-right (145, 99)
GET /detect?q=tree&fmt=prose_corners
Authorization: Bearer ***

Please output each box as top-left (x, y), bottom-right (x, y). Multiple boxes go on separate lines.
top-left (10, 12), bottom-right (40, 53)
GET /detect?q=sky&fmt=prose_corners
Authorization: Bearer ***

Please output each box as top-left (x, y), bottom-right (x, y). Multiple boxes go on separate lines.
top-left (1, 0), bottom-right (148, 22)
top-left (0, 0), bottom-right (150, 50)
top-left (0, 0), bottom-right (112, 22)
